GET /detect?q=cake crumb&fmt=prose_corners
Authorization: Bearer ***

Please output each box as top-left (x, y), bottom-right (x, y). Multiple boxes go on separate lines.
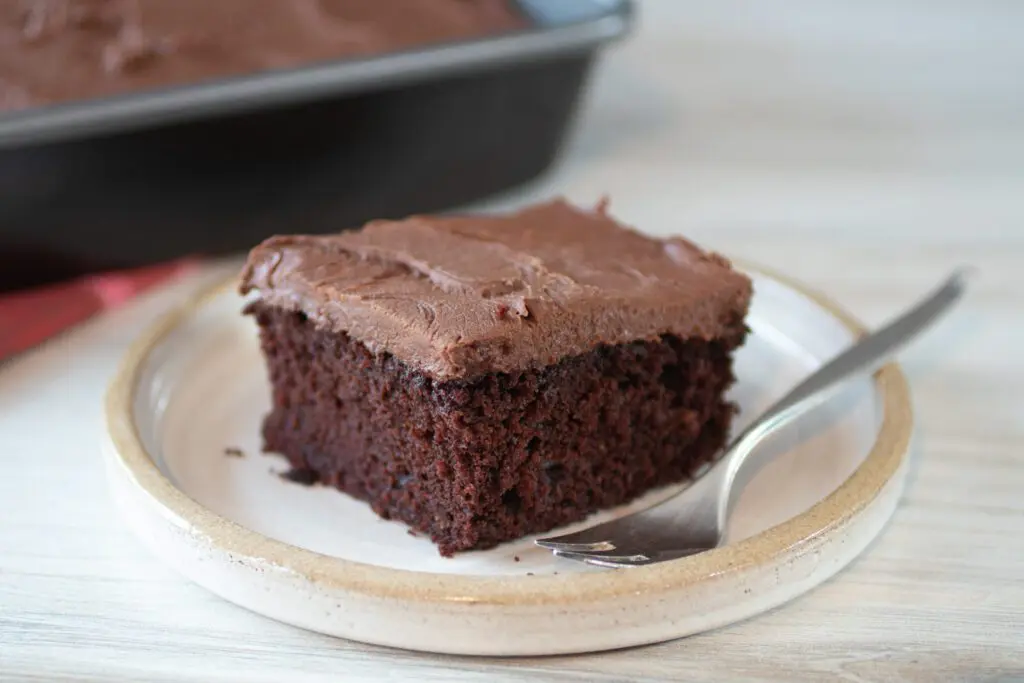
top-left (223, 447), bottom-right (244, 458)
top-left (407, 529), bottom-right (419, 538)
top-left (527, 572), bottom-right (534, 576)
top-left (278, 468), bottom-right (318, 486)
top-left (513, 555), bottom-right (520, 562)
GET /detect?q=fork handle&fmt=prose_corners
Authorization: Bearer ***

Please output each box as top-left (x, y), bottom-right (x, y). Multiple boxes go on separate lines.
top-left (719, 268), bottom-right (970, 506)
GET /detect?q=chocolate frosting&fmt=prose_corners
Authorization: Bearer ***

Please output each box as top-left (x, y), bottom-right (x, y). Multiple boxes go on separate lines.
top-left (241, 200), bottom-right (752, 380)
top-left (1, 0), bottom-right (525, 111)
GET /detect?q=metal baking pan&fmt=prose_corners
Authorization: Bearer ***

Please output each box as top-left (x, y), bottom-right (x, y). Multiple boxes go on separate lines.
top-left (0, 0), bottom-right (632, 291)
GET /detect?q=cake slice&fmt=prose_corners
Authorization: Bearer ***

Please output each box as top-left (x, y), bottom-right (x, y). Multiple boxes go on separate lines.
top-left (240, 199), bottom-right (752, 555)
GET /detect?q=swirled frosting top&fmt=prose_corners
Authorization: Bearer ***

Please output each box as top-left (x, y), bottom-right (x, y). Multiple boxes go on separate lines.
top-left (1, 0), bottom-right (525, 111)
top-left (240, 199), bottom-right (752, 380)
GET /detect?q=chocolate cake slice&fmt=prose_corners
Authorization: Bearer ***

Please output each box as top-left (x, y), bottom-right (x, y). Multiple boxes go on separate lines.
top-left (240, 199), bottom-right (752, 555)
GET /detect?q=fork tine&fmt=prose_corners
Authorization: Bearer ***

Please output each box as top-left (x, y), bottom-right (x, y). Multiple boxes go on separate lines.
top-left (534, 538), bottom-right (615, 552)
top-left (552, 549), bottom-right (655, 568)
top-left (552, 545), bottom-right (709, 568)
top-left (534, 518), bottom-right (628, 551)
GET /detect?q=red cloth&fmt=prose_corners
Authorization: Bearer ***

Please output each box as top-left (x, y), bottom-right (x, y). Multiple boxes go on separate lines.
top-left (0, 259), bottom-right (198, 361)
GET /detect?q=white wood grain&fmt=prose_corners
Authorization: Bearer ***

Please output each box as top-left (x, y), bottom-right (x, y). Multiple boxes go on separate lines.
top-left (2, 1), bottom-right (1022, 680)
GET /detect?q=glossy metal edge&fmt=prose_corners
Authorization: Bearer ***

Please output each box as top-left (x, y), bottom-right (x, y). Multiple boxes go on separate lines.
top-left (0, 0), bottom-right (634, 148)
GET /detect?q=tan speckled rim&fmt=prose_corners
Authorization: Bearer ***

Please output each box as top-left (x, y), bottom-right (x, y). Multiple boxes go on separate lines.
top-left (104, 263), bottom-right (912, 606)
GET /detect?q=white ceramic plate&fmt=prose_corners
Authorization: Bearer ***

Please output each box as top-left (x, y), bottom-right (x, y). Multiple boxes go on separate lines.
top-left (103, 266), bottom-right (911, 656)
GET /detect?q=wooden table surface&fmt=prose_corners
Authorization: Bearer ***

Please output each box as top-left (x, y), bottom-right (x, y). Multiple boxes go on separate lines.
top-left (2, 2), bottom-right (1022, 681)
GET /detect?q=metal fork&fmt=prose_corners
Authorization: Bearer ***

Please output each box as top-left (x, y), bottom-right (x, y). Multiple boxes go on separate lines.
top-left (535, 269), bottom-right (970, 568)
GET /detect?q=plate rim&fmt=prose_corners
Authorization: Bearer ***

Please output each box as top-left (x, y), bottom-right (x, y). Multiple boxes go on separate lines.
top-left (104, 262), bottom-right (912, 607)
